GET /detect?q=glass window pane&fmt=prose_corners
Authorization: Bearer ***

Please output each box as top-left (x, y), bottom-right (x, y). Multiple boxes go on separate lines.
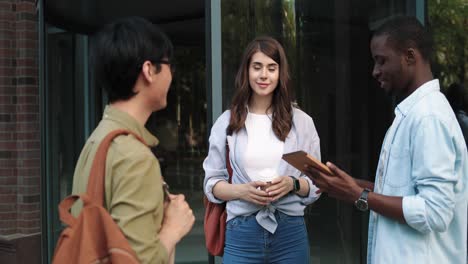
top-left (429, 0), bottom-right (467, 89)
top-left (45, 17), bottom-right (208, 264)
top-left (45, 26), bottom-right (88, 248)
top-left (220, 0), bottom-right (419, 263)
top-left (146, 45), bottom-right (207, 263)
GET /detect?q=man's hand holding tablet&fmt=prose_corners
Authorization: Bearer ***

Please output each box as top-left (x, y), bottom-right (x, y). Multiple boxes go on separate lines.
top-left (282, 151), bottom-right (333, 176)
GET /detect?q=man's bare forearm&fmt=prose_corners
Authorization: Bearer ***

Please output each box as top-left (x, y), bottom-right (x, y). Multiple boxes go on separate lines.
top-left (352, 179), bottom-right (404, 222)
top-left (368, 192), bottom-right (405, 223)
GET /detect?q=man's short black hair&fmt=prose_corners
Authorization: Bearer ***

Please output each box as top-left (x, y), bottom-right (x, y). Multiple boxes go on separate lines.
top-left (91, 16), bottom-right (173, 103)
top-left (373, 16), bottom-right (432, 62)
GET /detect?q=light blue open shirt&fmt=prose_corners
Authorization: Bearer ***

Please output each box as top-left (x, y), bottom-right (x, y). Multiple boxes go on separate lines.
top-left (368, 79), bottom-right (468, 263)
top-left (203, 108), bottom-right (321, 234)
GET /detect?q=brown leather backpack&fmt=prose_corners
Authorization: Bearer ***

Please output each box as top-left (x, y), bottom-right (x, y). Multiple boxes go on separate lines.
top-left (203, 140), bottom-right (232, 256)
top-left (52, 129), bottom-right (144, 264)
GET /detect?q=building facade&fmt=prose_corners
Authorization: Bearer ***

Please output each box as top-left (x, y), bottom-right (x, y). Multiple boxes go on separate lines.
top-left (0, 0), bottom-right (466, 263)
top-left (0, 0), bottom-right (41, 263)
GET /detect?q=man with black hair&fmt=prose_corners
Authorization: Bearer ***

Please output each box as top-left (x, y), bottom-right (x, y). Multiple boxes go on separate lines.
top-left (71, 17), bottom-right (194, 263)
top-left (305, 16), bottom-right (467, 263)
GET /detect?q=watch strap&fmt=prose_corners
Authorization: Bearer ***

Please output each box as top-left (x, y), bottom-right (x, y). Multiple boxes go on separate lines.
top-left (361, 188), bottom-right (370, 200)
top-left (354, 188), bottom-right (371, 211)
top-left (289, 176), bottom-right (300, 192)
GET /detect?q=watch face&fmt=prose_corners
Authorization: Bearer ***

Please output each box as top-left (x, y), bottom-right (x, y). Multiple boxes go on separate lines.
top-left (294, 179), bottom-right (300, 192)
top-left (355, 199), bottom-right (368, 211)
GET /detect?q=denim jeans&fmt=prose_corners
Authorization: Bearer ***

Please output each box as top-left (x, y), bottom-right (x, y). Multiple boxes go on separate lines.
top-left (223, 211), bottom-right (310, 264)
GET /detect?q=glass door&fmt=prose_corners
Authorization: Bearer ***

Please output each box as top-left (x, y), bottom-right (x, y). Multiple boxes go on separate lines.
top-left (44, 26), bottom-right (91, 258)
top-left (217, 0), bottom-right (422, 263)
top-left (146, 44), bottom-right (208, 263)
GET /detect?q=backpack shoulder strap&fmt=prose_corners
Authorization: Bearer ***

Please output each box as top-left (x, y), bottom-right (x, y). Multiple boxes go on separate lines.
top-left (86, 129), bottom-right (147, 206)
top-left (226, 139), bottom-right (233, 183)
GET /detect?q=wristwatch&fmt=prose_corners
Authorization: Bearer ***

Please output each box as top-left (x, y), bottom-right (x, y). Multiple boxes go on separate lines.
top-left (354, 188), bottom-right (371, 211)
top-left (289, 176), bottom-right (300, 193)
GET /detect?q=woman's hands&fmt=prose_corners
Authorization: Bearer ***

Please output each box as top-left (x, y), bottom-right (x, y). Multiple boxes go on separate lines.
top-left (236, 181), bottom-right (271, 206)
top-left (263, 176), bottom-right (294, 202)
top-left (238, 176), bottom-right (309, 203)
top-left (215, 176), bottom-right (308, 206)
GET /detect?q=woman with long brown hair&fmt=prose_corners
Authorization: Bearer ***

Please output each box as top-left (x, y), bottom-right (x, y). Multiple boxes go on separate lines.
top-left (203, 36), bottom-right (321, 263)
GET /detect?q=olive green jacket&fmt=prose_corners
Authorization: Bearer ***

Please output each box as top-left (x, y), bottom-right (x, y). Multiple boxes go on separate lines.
top-left (71, 105), bottom-right (168, 263)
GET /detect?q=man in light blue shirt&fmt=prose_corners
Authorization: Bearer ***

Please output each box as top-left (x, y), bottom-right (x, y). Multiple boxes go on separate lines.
top-left (305, 16), bottom-right (467, 263)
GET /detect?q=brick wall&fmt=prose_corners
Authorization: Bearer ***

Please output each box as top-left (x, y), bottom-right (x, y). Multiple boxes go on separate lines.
top-left (0, 0), bottom-right (40, 238)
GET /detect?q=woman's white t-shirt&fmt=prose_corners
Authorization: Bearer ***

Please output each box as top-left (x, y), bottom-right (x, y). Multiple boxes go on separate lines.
top-left (243, 112), bottom-right (284, 182)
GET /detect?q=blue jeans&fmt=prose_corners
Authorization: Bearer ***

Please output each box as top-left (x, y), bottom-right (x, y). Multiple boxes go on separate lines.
top-left (223, 211), bottom-right (310, 264)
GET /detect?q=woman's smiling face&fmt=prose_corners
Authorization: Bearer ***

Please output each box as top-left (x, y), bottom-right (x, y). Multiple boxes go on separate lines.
top-left (248, 51), bottom-right (279, 100)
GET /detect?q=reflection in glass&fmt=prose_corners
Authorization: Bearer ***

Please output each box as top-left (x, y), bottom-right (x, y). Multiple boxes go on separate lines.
top-left (146, 45), bottom-right (207, 263)
top-left (220, 1), bottom-right (419, 263)
top-left (428, 0), bottom-right (467, 89)
top-left (45, 25), bottom-right (89, 251)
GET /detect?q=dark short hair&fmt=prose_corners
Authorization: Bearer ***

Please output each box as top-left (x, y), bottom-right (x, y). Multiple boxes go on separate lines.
top-left (373, 16), bottom-right (432, 61)
top-left (91, 16), bottom-right (173, 103)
